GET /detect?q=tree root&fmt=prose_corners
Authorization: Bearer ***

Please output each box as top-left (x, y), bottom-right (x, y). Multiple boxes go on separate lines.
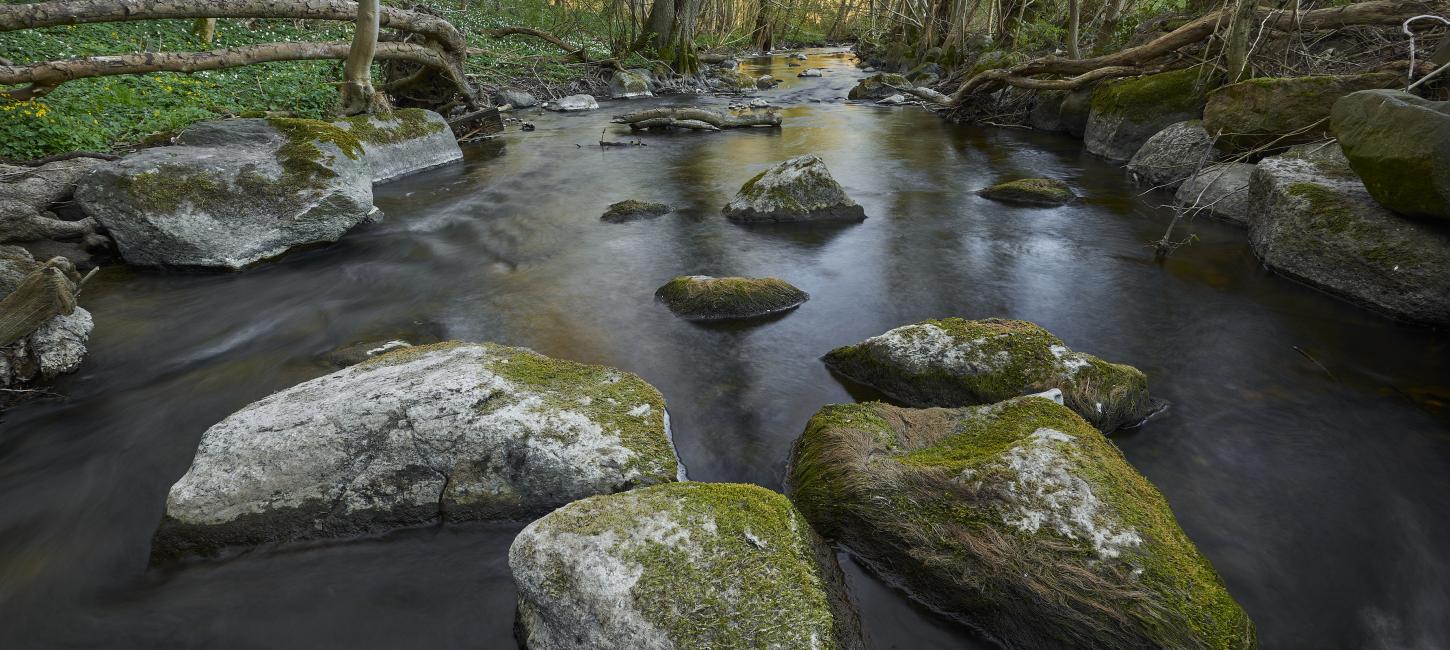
top-left (612, 107), bottom-right (781, 130)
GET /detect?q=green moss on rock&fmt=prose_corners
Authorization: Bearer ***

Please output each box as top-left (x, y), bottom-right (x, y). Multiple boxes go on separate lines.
top-left (601, 199), bottom-right (672, 223)
top-left (1091, 66), bottom-right (1217, 122)
top-left (977, 178), bottom-right (1077, 206)
top-left (266, 117), bottom-right (363, 187)
top-left (336, 108), bottom-right (446, 146)
top-left (512, 482), bottom-right (862, 648)
top-left (655, 275), bottom-right (809, 320)
top-left (823, 318), bottom-right (1155, 431)
top-left (1204, 73), bottom-right (1402, 153)
top-left (788, 396), bottom-right (1256, 649)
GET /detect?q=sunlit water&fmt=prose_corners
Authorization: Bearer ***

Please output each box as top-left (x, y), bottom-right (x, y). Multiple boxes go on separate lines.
top-left (3, 49), bottom-right (1448, 649)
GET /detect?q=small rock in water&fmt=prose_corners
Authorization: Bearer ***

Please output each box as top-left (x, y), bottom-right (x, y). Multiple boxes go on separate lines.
top-left (797, 68), bottom-right (824, 77)
top-left (544, 94), bottom-right (599, 112)
top-left (877, 94), bottom-right (907, 106)
top-left (601, 200), bottom-right (672, 223)
top-left (756, 74), bottom-right (780, 89)
top-left (493, 89), bottom-right (538, 108)
top-left (655, 275), bottom-right (810, 320)
top-left (977, 178), bottom-right (1077, 206)
top-left (749, 98), bottom-right (770, 108)
top-left (324, 338), bottom-right (414, 368)
top-left (723, 154), bottom-right (866, 223)
top-left (791, 52), bottom-right (809, 60)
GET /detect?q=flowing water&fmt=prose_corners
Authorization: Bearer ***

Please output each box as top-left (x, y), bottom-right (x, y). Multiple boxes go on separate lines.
top-left (3, 49), bottom-right (1449, 649)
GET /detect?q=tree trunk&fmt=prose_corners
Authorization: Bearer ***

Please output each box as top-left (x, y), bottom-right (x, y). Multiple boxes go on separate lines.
top-left (339, 0), bottom-right (379, 115)
top-left (752, 0), bottom-right (773, 52)
top-left (1066, 0), bottom-right (1080, 58)
top-left (1092, 0), bottom-right (1126, 54)
top-left (645, 0), bottom-right (701, 74)
top-left (192, 17), bottom-right (215, 45)
top-left (1222, 0), bottom-right (1256, 82)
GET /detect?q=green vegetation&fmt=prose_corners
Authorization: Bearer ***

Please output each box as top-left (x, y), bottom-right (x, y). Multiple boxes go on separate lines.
top-left (1091, 65), bottom-right (1219, 121)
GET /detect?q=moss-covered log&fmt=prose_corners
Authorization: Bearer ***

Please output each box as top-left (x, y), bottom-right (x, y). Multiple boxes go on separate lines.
top-left (612, 107), bottom-right (781, 130)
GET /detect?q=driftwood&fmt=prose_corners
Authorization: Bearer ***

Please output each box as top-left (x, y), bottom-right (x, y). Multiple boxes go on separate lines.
top-left (447, 107), bottom-right (504, 140)
top-left (0, 257), bottom-right (81, 348)
top-left (612, 107), bottom-right (781, 130)
top-left (20, 151), bottom-right (119, 166)
top-left (951, 0), bottom-right (1435, 101)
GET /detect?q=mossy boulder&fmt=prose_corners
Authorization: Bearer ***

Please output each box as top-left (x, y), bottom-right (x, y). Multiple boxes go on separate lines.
top-left (1332, 89), bottom-right (1450, 221)
top-left (723, 155), bottom-right (866, 223)
top-left (822, 318), bottom-right (1156, 432)
top-left (73, 117), bottom-right (374, 270)
top-left (787, 393), bottom-right (1256, 649)
top-left (609, 70), bottom-right (654, 99)
top-left (1204, 73), bottom-right (1402, 154)
top-left (510, 482), bottom-right (864, 650)
top-left (1127, 121), bottom-right (1223, 190)
top-left (601, 200), bottom-right (672, 223)
top-left (332, 108), bottom-right (459, 183)
top-left (1174, 162), bottom-right (1256, 225)
top-left (977, 178), bottom-right (1077, 206)
top-left (155, 342), bottom-right (683, 558)
top-left (1248, 145), bottom-right (1450, 325)
top-left (1085, 67), bottom-right (1219, 161)
top-left (706, 66), bottom-right (758, 91)
top-left (847, 72), bottom-right (910, 100)
top-left (655, 275), bottom-right (809, 320)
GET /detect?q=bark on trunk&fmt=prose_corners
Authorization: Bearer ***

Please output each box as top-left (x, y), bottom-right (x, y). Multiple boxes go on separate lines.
top-left (192, 17), bottom-right (216, 45)
top-left (1066, 0), bottom-right (1081, 59)
top-left (340, 0), bottom-right (380, 115)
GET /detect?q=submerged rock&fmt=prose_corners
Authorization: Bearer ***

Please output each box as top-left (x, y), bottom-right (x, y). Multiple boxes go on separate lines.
top-left (1175, 162), bottom-right (1256, 225)
top-left (788, 393), bottom-right (1256, 649)
top-left (1204, 73), bottom-right (1401, 153)
top-left (877, 94), bottom-right (908, 106)
top-left (601, 200), bottom-right (672, 223)
top-left (73, 118), bottom-right (374, 270)
top-left (1248, 145), bottom-right (1450, 325)
top-left (1126, 120), bottom-right (1221, 189)
top-left (655, 275), bottom-right (809, 320)
top-left (1332, 89), bottom-right (1450, 221)
top-left (511, 482), bottom-right (863, 650)
top-left (848, 73), bottom-right (910, 100)
top-left (723, 155), bottom-right (866, 223)
top-left (545, 95), bottom-right (600, 112)
top-left (609, 70), bottom-right (654, 99)
top-left (333, 109), bottom-right (461, 183)
top-left (1085, 67), bottom-right (1218, 161)
top-left (977, 178), bottom-right (1076, 206)
top-left (823, 318), bottom-right (1156, 432)
top-left (1030, 86), bottom-right (1095, 137)
top-left (494, 89), bottom-right (539, 108)
top-left (155, 342), bottom-right (682, 558)
top-left (798, 68), bottom-right (824, 78)
top-left (0, 246), bottom-right (92, 390)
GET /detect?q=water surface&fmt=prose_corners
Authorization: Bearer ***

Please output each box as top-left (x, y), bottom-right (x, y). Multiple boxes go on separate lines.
top-left (3, 49), bottom-right (1448, 649)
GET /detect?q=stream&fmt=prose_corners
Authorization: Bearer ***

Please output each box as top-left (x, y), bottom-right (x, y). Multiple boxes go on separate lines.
top-left (3, 48), bottom-right (1449, 649)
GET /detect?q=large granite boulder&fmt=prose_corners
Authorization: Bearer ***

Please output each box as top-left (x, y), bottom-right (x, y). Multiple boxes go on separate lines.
top-left (609, 70), bottom-right (654, 99)
top-left (823, 318), bottom-right (1156, 432)
top-left (0, 246), bottom-right (92, 390)
top-left (1085, 67), bottom-right (1218, 161)
top-left (1126, 120), bottom-right (1222, 189)
top-left (655, 275), bottom-right (809, 320)
top-left (511, 482), bottom-right (864, 650)
top-left (723, 155), bottom-right (866, 223)
top-left (1, 158), bottom-right (101, 243)
top-left (74, 118), bottom-right (374, 270)
top-left (788, 393), bottom-right (1256, 649)
top-left (1204, 73), bottom-right (1402, 153)
top-left (332, 109), bottom-right (461, 183)
top-left (1175, 162), bottom-right (1256, 225)
top-left (1248, 145), bottom-right (1450, 325)
top-left (155, 342), bottom-right (683, 558)
top-left (1332, 89), bottom-right (1450, 221)
top-left (847, 73), bottom-right (910, 100)
top-left (1029, 85), bottom-right (1094, 137)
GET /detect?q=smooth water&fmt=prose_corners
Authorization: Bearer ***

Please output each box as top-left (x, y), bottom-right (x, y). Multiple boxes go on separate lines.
top-left (3, 49), bottom-right (1448, 649)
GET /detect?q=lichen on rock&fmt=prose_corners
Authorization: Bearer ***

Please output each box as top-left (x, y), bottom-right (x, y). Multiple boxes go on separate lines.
top-left (655, 275), bottom-right (809, 320)
top-left (510, 482), bottom-right (863, 649)
top-left (332, 108), bottom-right (461, 183)
top-left (848, 73), bottom-right (910, 100)
top-left (823, 318), bottom-right (1156, 432)
top-left (723, 155), bottom-right (866, 223)
top-left (977, 178), bottom-right (1077, 206)
top-left (787, 394), bottom-right (1256, 649)
top-left (154, 342), bottom-right (682, 558)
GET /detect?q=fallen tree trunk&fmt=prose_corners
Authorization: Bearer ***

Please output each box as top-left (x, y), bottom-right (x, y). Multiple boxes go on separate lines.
top-left (613, 107), bottom-right (781, 129)
top-left (0, 0), bottom-right (467, 58)
top-left (0, 40), bottom-right (466, 101)
top-left (0, 259), bottom-right (80, 349)
top-left (951, 0), bottom-right (1433, 101)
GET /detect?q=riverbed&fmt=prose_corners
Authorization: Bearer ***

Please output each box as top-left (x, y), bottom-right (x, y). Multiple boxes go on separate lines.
top-left (2, 48), bottom-right (1448, 649)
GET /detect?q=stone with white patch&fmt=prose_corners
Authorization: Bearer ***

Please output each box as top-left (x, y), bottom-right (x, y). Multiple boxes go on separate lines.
top-left (510, 482), bottom-right (863, 650)
top-left (155, 342), bottom-right (681, 558)
top-left (789, 394), bottom-right (1254, 649)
